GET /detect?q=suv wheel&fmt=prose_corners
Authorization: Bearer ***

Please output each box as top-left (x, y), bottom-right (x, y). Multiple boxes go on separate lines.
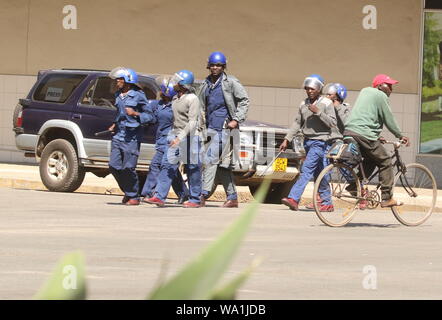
top-left (39, 139), bottom-right (85, 192)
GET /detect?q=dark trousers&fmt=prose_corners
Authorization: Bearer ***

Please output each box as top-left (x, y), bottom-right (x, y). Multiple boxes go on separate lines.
top-left (154, 136), bottom-right (202, 204)
top-left (345, 132), bottom-right (393, 201)
top-left (140, 146), bottom-right (189, 199)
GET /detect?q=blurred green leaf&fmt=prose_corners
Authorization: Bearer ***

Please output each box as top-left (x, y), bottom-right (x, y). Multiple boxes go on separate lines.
top-left (209, 258), bottom-right (262, 300)
top-left (148, 178), bottom-right (270, 300)
top-left (34, 251), bottom-right (86, 300)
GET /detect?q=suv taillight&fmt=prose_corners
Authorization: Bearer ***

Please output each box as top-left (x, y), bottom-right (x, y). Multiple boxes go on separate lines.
top-left (16, 110), bottom-right (23, 127)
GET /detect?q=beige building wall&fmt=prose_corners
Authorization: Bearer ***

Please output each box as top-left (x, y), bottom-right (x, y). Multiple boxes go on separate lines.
top-left (0, 74), bottom-right (36, 163)
top-left (0, 0), bottom-right (422, 92)
top-left (0, 0), bottom-right (423, 165)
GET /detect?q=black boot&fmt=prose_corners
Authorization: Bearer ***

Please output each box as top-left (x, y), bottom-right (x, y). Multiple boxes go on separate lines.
top-left (177, 195), bottom-right (189, 204)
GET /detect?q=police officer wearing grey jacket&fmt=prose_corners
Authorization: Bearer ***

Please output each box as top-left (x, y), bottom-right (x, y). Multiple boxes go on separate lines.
top-left (324, 83), bottom-right (351, 141)
top-left (279, 74), bottom-right (337, 212)
top-left (198, 52), bottom-right (250, 208)
top-left (304, 82), bottom-right (351, 210)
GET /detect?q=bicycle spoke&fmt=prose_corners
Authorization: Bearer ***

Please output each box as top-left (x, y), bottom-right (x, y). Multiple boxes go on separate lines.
top-left (313, 163), bottom-right (360, 227)
top-left (392, 163), bottom-right (436, 226)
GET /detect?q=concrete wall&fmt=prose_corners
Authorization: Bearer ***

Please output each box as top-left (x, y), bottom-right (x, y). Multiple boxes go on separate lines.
top-left (416, 155), bottom-right (442, 188)
top-left (0, 74), bottom-right (36, 163)
top-left (0, 0), bottom-right (422, 93)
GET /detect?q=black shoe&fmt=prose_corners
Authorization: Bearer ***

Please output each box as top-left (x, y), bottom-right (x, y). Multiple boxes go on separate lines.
top-left (200, 195), bottom-right (206, 207)
top-left (122, 195), bottom-right (130, 204)
top-left (177, 195), bottom-right (189, 205)
top-left (345, 183), bottom-right (357, 196)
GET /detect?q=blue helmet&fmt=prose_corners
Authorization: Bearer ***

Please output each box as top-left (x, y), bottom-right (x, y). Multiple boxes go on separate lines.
top-left (109, 67), bottom-right (138, 84)
top-left (160, 82), bottom-right (177, 98)
top-left (334, 83), bottom-right (347, 101)
top-left (175, 69), bottom-right (194, 85)
top-left (207, 51), bottom-right (227, 66)
top-left (303, 74), bottom-right (325, 90)
top-left (324, 83), bottom-right (347, 102)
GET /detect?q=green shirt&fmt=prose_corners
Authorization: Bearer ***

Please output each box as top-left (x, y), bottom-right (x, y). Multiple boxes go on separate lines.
top-left (344, 87), bottom-right (402, 141)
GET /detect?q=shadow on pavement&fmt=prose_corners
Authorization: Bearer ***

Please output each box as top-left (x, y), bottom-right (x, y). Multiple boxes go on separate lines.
top-left (342, 222), bottom-right (402, 228)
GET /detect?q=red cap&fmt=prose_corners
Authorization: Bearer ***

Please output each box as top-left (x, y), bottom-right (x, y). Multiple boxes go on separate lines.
top-left (372, 74), bottom-right (399, 88)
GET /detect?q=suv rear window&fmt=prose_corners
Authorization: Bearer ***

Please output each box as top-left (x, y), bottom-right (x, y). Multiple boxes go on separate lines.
top-left (33, 74), bottom-right (86, 103)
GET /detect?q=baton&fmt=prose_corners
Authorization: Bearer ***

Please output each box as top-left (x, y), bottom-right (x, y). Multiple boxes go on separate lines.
top-left (94, 130), bottom-right (113, 137)
top-left (258, 150), bottom-right (284, 177)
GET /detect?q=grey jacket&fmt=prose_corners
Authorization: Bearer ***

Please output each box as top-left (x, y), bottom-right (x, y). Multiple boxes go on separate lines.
top-left (285, 96), bottom-right (337, 142)
top-left (330, 102), bottom-right (352, 141)
top-left (171, 93), bottom-right (201, 141)
top-left (197, 73), bottom-right (250, 129)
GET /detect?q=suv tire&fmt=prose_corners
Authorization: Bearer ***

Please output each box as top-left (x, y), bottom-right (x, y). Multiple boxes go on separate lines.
top-left (39, 139), bottom-right (85, 192)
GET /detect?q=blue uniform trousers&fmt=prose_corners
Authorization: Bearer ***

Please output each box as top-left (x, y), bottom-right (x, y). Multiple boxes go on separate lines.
top-left (141, 146), bottom-right (189, 199)
top-left (202, 129), bottom-right (237, 200)
top-left (154, 136), bottom-right (202, 204)
top-left (288, 139), bottom-right (332, 205)
top-left (109, 138), bottom-right (141, 199)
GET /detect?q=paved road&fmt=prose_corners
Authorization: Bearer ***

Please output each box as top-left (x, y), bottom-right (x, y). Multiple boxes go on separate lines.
top-left (1, 187), bottom-right (441, 300)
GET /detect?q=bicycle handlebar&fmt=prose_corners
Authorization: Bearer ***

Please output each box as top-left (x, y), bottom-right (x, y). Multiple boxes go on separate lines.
top-left (382, 139), bottom-right (406, 149)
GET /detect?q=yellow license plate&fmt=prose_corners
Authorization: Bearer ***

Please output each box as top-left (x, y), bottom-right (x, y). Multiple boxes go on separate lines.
top-left (272, 158), bottom-right (287, 172)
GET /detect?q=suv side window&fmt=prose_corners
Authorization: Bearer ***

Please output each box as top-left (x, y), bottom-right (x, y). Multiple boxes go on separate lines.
top-left (81, 77), bottom-right (117, 109)
top-left (33, 74), bottom-right (87, 103)
top-left (80, 77), bottom-right (158, 108)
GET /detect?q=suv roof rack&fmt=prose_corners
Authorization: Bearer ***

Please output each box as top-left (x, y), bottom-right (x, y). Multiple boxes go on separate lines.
top-left (61, 68), bottom-right (111, 72)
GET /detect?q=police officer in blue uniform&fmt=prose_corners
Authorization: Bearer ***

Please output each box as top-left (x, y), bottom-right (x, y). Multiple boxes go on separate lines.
top-left (198, 52), bottom-right (250, 208)
top-left (140, 78), bottom-right (189, 203)
top-left (145, 70), bottom-right (203, 208)
top-left (108, 67), bottom-right (155, 206)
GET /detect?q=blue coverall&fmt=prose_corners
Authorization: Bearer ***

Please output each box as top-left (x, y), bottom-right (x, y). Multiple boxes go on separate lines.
top-left (201, 77), bottom-right (237, 201)
top-left (140, 100), bottom-right (189, 199)
top-left (109, 88), bottom-right (155, 200)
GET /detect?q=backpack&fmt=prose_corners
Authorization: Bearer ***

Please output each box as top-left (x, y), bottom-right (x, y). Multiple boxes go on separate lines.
top-left (326, 137), bottom-right (362, 167)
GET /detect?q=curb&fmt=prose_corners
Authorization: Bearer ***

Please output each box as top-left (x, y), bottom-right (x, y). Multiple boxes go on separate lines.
top-left (1, 177), bottom-right (440, 211)
top-left (0, 177), bottom-right (256, 203)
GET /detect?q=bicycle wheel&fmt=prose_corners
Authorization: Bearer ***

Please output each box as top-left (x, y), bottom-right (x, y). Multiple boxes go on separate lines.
top-left (313, 163), bottom-right (361, 227)
top-left (391, 163), bottom-right (437, 226)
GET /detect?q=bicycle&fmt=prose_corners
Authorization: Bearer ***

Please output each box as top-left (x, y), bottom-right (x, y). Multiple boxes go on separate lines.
top-left (312, 139), bottom-right (437, 227)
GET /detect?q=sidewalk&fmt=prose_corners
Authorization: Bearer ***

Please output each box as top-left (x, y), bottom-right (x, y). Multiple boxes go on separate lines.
top-left (0, 163), bottom-right (441, 209)
top-left (0, 163), bottom-right (253, 203)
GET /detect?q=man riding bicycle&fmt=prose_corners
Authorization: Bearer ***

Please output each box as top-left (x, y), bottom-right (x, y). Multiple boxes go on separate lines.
top-left (343, 74), bottom-right (410, 208)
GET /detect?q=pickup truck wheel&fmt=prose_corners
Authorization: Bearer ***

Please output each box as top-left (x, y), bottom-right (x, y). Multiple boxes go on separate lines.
top-left (249, 181), bottom-right (294, 204)
top-left (39, 139), bottom-right (85, 192)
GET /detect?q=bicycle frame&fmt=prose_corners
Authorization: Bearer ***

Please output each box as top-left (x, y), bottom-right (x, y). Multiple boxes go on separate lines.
top-left (349, 141), bottom-right (416, 203)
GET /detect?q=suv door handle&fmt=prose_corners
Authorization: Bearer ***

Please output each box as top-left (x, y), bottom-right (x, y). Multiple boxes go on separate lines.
top-left (72, 114), bottom-right (82, 120)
